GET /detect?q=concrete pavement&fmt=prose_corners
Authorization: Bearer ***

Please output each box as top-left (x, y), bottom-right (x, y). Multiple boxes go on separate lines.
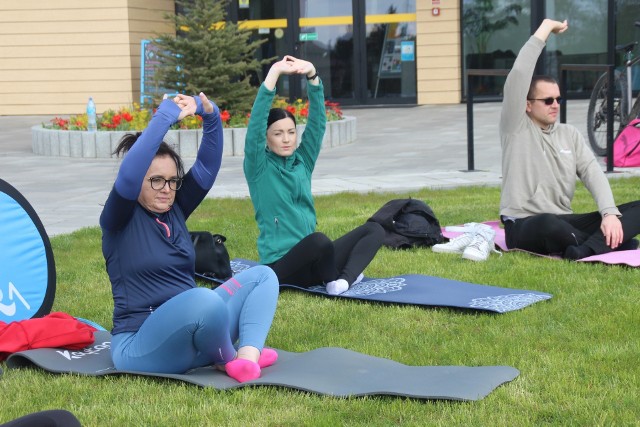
top-left (1, 100), bottom-right (637, 236)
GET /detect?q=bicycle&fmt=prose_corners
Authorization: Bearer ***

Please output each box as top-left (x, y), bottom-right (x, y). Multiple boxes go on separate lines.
top-left (587, 20), bottom-right (640, 156)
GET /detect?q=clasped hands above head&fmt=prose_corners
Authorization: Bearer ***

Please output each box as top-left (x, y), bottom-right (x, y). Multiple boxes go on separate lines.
top-left (273, 55), bottom-right (315, 77)
top-left (163, 92), bottom-right (215, 120)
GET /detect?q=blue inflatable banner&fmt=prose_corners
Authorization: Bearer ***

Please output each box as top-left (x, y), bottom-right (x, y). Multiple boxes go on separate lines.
top-left (0, 179), bottom-right (55, 322)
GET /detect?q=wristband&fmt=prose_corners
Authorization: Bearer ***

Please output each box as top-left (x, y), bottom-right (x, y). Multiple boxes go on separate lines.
top-left (306, 72), bottom-right (318, 81)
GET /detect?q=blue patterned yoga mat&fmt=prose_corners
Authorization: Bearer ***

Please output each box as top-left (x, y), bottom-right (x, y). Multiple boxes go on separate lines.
top-left (196, 259), bottom-right (552, 314)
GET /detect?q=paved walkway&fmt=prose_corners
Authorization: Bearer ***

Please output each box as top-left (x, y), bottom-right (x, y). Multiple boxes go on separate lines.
top-left (1, 100), bottom-right (637, 236)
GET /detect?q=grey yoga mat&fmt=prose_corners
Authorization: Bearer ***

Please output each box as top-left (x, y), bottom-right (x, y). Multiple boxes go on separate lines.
top-left (5, 331), bottom-right (519, 401)
top-left (196, 259), bottom-right (552, 314)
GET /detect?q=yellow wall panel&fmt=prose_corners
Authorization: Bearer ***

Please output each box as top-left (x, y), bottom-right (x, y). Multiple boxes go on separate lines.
top-left (416, 3), bottom-right (461, 105)
top-left (0, 0), bottom-right (174, 115)
top-left (0, 80), bottom-right (132, 94)
top-left (2, 33), bottom-right (132, 46)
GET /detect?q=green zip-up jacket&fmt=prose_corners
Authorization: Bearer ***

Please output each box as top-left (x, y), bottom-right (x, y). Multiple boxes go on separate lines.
top-left (244, 81), bottom-right (327, 264)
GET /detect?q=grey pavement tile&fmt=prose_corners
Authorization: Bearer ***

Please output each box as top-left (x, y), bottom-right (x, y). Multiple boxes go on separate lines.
top-left (2, 100), bottom-right (639, 237)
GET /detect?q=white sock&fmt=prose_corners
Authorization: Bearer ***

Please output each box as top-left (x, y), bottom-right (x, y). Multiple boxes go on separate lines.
top-left (326, 279), bottom-right (349, 295)
top-left (352, 273), bottom-right (364, 286)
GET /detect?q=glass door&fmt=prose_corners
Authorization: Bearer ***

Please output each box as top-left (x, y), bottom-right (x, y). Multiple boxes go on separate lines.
top-left (230, 0), bottom-right (417, 105)
top-left (364, 0), bottom-right (417, 102)
top-left (298, 1), bottom-right (356, 100)
top-left (234, 0), bottom-right (295, 96)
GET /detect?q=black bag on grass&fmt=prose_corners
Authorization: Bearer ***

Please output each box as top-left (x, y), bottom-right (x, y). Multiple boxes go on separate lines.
top-left (368, 198), bottom-right (444, 249)
top-left (190, 232), bottom-right (232, 282)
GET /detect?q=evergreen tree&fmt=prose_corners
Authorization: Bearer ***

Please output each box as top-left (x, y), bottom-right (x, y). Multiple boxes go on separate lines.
top-left (151, 0), bottom-right (271, 113)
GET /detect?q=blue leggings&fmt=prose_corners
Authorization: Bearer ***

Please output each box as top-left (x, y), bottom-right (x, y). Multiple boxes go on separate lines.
top-left (111, 265), bottom-right (278, 374)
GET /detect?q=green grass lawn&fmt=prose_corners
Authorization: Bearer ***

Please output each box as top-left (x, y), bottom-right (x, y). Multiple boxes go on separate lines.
top-left (1, 179), bottom-right (639, 426)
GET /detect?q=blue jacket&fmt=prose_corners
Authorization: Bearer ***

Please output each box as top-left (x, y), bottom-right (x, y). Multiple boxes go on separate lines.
top-left (100, 98), bottom-right (222, 334)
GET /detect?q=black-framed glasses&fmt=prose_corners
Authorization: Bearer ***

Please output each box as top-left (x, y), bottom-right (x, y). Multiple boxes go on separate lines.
top-left (527, 96), bottom-right (563, 105)
top-left (148, 177), bottom-right (183, 191)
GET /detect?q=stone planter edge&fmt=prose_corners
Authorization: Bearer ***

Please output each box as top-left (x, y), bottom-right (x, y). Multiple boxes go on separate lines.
top-left (30, 116), bottom-right (356, 158)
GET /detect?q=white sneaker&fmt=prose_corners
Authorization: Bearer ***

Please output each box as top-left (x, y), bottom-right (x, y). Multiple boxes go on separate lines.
top-left (432, 222), bottom-right (481, 254)
top-left (462, 225), bottom-right (498, 262)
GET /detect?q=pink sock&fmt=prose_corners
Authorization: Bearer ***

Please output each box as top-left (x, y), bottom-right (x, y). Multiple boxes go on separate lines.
top-left (225, 358), bottom-right (261, 383)
top-left (258, 348), bottom-right (278, 368)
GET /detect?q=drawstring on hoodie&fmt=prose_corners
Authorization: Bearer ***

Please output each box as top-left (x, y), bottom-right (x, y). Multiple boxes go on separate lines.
top-left (156, 217), bottom-right (171, 238)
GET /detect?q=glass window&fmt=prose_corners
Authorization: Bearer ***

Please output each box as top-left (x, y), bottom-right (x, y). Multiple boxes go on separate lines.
top-left (365, 1), bottom-right (417, 100)
top-left (545, 0), bottom-right (608, 96)
top-left (617, 0), bottom-right (640, 91)
top-left (462, 0), bottom-right (530, 98)
top-left (299, 0), bottom-right (355, 99)
top-left (366, 0), bottom-right (415, 14)
top-left (300, 1), bottom-right (352, 17)
top-left (237, 0), bottom-right (290, 95)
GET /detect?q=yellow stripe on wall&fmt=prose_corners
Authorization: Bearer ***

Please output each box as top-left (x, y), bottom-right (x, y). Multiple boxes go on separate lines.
top-left (189, 13), bottom-right (417, 32)
top-left (299, 16), bottom-right (353, 27)
top-left (365, 13), bottom-right (416, 24)
top-left (238, 18), bottom-right (288, 29)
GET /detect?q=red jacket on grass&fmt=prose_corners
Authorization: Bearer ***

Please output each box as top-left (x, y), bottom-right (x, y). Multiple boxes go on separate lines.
top-left (0, 312), bottom-right (96, 361)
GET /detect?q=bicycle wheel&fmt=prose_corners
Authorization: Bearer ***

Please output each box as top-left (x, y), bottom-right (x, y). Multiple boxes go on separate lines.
top-left (587, 70), bottom-right (628, 156)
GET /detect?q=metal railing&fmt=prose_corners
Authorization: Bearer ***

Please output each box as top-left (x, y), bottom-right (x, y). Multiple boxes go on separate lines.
top-left (465, 65), bottom-right (616, 172)
top-left (465, 69), bottom-right (509, 171)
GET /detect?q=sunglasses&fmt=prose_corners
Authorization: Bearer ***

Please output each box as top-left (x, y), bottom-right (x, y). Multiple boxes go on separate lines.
top-left (528, 96), bottom-right (563, 105)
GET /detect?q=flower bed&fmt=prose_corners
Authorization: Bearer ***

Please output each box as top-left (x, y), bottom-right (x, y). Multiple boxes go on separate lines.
top-left (34, 99), bottom-right (354, 158)
top-left (31, 116), bottom-right (356, 158)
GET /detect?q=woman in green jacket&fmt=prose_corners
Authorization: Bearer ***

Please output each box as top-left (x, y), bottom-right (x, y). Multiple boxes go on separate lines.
top-left (244, 56), bottom-right (384, 295)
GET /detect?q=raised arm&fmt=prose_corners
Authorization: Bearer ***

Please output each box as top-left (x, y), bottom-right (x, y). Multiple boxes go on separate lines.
top-left (501, 19), bottom-right (568, 136)
top-left (175, 92), bottom-right (223, 218)
top-left (533, 19), bottom-right (568, 43)
top-left (245, 56), bottom-right (321, 179)
top-left (263, 55), bottom-right (319, 90)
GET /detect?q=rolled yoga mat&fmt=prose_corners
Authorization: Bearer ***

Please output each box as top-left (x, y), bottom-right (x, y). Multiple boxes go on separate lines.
top-left (6, 331), bottom-right (519, 401)
top-left (196, 259), bottom-right (552, 314)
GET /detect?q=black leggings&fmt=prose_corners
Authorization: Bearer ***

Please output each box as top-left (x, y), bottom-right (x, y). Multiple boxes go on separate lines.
top-left (268, 222), bottom-right (385, 288)
top-left (0, 410), bottom-right (81, 427)
top-left (504, 200), bottom-right (640, 256)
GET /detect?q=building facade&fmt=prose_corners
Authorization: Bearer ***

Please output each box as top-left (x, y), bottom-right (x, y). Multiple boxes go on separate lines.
top-left (0, 0), bottom-right (636, 115)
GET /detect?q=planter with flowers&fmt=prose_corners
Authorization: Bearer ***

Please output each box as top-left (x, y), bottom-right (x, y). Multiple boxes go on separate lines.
top-left (32, 99), bottom-right (355, 159)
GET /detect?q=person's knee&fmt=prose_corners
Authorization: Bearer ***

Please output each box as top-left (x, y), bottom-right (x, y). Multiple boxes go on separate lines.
top-left (252, 265), bottom-right (279, 288)
top-left (532, 214), bottom-right (564, 237)
top-left (309, 231), bottom-right (333, 251)
top-left (364, 221), bottom-right (385, 241)
top-left (183, 288), bottom-right (225, 315)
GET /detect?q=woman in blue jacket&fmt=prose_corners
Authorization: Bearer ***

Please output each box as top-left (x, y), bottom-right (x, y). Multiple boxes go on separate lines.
top-left (100, 92), bottom-right (279, 383)
top-left (244, 56), bottom-right (384, 295)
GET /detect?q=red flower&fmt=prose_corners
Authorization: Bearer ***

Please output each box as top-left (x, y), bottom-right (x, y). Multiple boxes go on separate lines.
top-left (122, 112), bottom-right (133, 122)
top-left (299, 107), bottom-right (309, 117)
top-left (112, 115), bottom-right (122, 126)
top-left (220, 110), bottom-right (231, 122)
top-left (286, 106), bottom-right (296, 115)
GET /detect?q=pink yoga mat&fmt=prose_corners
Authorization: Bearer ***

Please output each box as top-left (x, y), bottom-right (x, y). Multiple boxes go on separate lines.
top-left (441, 221), bottom-right (640, 267)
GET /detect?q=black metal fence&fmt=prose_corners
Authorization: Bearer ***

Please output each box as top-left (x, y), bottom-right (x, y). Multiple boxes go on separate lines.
top-left (465, 65), bottom-right (616, 172)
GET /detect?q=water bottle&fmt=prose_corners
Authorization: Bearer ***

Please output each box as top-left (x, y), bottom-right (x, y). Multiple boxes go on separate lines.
top-left (86, 97), bottom-right (97, 132)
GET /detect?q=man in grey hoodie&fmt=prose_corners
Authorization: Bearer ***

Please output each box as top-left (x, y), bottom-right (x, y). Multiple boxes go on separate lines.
top-left (499, 18), bottom-right (640, 260)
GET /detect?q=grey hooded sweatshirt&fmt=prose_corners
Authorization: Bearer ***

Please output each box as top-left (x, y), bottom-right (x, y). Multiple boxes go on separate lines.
top-left (499, 35), bottom-right (620, 219)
